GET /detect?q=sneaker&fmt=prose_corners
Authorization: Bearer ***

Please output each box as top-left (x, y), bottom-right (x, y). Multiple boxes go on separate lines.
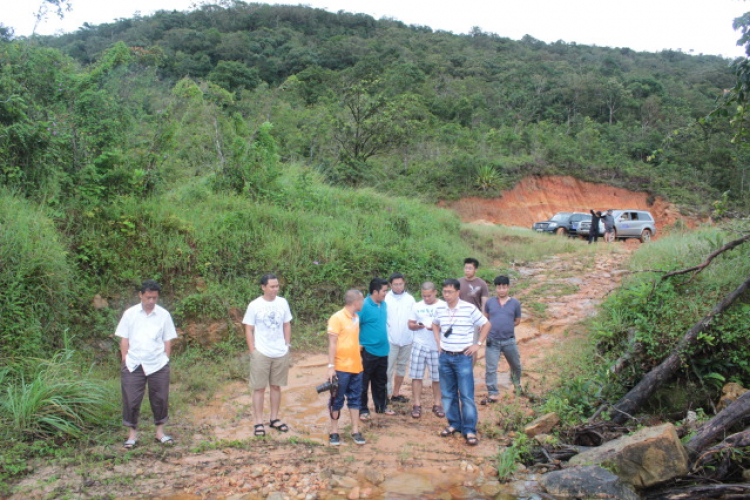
top-left (351, 432), bottom-right (366, 445)
top-left (329, 433), bottom-right (341, 446)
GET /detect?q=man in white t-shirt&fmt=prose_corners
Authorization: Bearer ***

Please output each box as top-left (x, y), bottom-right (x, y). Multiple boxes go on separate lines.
top-left (116, 280), bottom-right (178, 449)
top-left (385, 272), bottom-right (416, 403)
top-left (243, 274), bottom-right (293, 437)
top-left (406, 282), bottom-right (446, 419)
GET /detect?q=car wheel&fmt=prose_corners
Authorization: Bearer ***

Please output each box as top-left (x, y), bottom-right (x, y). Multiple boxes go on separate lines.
top-left (640, 229), bottom-right (652, 243)
top-left (556, 227), bottom-right (567, 236)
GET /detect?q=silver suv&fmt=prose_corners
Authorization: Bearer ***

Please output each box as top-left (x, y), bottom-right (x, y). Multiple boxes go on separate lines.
top-left (579, 209), bottom-right (656, 242)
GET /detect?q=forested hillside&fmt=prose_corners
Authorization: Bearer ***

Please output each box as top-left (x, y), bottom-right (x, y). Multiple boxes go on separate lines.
top-left (15, 1), bottom-right (747, 208)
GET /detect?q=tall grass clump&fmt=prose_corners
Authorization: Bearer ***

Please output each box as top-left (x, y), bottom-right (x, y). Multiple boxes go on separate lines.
top-left (0, 351), bottom-right (117, 440)
top-left (0, 191), bottom-right (76, 358)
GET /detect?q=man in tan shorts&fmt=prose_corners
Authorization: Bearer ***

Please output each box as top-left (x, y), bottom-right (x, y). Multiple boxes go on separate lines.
top-left (243, 274), bottom-right (293, 436)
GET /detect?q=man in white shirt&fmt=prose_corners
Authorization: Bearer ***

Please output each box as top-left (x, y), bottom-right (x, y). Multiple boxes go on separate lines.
top-left (385, 272), bottom-right (416, 403)
top-left (243, 274), bottom-right (293, 437)
top-left (432, 278), bottom-right (490, 446)
top-left (116, 280), bottom-right (178, 449)
top-left (407, 282), bottom-right (445, 419)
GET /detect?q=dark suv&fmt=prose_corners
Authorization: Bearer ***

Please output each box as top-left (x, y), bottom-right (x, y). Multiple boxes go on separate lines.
top-left (532, 212), bottom-right (589, 236)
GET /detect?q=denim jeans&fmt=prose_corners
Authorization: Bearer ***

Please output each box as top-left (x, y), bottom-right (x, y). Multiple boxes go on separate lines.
top-left (439, 352), bottom-right (477, 435)
top-left (485, 338), bottom-right (522, 396)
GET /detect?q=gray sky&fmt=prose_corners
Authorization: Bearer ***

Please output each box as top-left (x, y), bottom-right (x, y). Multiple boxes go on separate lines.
top-left (4, 0), bottom-right (749, 58)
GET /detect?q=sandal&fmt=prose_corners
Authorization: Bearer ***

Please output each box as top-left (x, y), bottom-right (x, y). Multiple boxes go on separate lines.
top-left (123, 438), bottom-right (137, 449)
top-left (465, 434), bottom-right (479, 446)
top-left (480, 397), bottom-right (499, 405)
top-left (411, 405), bottom-right (422, 419)
top-left (269, 419), bottom-right (289, 432)
top-left (253, 424), bottom-right (266, 437)
top-left (432, 405), bottom-right (445, 418)
top-left (359, 412), bottom-right (371, 422)
top-left (439, 426), bottom-right (460, 438)
top-left (383, 408), bottom-right (396, 416)
top-left (155, 435), bottom-right (174, 446)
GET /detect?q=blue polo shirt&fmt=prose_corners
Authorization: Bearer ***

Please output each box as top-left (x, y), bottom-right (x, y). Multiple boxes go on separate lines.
top-left (359, 295), bottom-right (389, 357)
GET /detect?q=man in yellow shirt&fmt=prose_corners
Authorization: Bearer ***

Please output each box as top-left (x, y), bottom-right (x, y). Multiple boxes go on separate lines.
top-left (326, 289), bottom-right (366, 446)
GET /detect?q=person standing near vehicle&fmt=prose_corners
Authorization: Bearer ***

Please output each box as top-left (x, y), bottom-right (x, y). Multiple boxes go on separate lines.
top-left (482, 276), bottom-right (522, 404)
top-left (243, 274), bottom-right (293, 437)
top-left (116, 279), bottom-right (178, 449)
top-left (458, 258), bottom-right (489, 365)
top-left (359, 277), bottom-right (395, 420)
top-left (326, 289), bottom-right (366, 446)
top-left (385, 272), bottom-right (416, 403)
top-left (407, 282), bottom-right (445, 419)
top-left (603, 209), bottom-right (615, 243)
top-left (433, 279), bottom-right (491, 446)
top-left (589, 210), bottom-right (602, 244)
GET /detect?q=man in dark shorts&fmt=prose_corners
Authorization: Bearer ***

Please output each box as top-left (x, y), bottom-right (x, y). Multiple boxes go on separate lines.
top-left (326, 289), bottom-right (366, 445)
top-left (482, 276), bottom-right (522, 403)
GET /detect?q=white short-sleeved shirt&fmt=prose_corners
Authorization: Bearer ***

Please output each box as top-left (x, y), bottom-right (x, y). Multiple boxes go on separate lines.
top-left (242, 296), bottom-right (293, 358)
top-left (433, 299), bottom-right (488, 352)
top-left (409, 299), bottom-right (445, 351)
top-left (115, 303), bottom-right (178, 375)
top-left (385, 290), bottom-right (416, 346)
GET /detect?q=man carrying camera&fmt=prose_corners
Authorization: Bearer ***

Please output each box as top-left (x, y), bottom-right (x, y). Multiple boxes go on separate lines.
top-left (327, 289), bottom-right (366, 445)
top-left (432, 279), bottom-right (490, 446)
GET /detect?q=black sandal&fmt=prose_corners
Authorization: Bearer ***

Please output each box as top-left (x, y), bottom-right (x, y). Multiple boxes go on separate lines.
top-left (253, 424), bottom-right (266, 437)
top-left (269, 419), bottom-right (289, 432)
top-left (480, 397), bottom-right (499, 405)
top-left (465, 434), bottom-right (479, 446)
top-left (439, 426), bottom-right (460, 437)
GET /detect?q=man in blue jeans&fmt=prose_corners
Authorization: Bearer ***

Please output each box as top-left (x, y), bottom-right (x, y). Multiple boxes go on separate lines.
top-left (432, 279), bottom-right (490, 446)
top-left (481, 275), bottom-right (522, 404)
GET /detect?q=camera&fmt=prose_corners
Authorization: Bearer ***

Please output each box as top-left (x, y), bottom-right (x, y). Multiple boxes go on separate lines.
top-left (316, 375), bottom-right (339, 394)
top-left (444, 326), bottom-right (453, 338)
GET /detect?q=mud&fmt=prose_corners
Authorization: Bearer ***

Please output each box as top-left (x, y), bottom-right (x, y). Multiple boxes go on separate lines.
top-left (444, 175), bottom-right (701, 231)
top-left (10, 247), bottom-right (632, 500)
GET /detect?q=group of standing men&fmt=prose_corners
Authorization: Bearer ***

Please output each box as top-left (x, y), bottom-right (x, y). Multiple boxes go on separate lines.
top-left (115, 259), bottom-right (523, 449)
top-left (327, 258), bottom-right (523, 447)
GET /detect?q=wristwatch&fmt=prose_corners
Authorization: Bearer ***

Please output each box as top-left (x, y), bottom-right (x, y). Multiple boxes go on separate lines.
top-left (476, 341), bottom-right (484, 346)
top-left (327, 363), bottom-right (335, 368)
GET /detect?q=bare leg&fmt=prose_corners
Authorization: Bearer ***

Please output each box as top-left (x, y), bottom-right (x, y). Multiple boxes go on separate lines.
top-left (431, 381), bottom-right (441, 407)
top-left (350, 409), bottom-right (360, 434)
top-left (155, 424), bottom-right (165, 440)
top-left (393, 375), bottom-right (405, 397)
top-left (412, 379), bottom-right (423, 407)
top-left (253, 388), bottom-right (266, 425)
top-left (269, 385), bottom-right (282, 422)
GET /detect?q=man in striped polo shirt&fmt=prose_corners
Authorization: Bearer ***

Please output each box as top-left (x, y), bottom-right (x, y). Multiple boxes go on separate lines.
top-left (432, 278), bottom-right (490, 446)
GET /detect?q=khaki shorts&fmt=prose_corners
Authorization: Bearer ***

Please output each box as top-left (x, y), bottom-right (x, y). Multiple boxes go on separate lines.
top-left (249, 350), bottom-right (291, 390)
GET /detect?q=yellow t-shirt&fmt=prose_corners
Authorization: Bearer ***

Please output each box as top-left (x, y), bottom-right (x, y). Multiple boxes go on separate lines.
top-left (327, 308), bottom-right (363, 373)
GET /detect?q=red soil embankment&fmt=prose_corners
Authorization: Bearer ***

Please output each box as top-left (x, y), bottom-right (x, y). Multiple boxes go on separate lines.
top-left (445, 176), bottom-right (695, 230)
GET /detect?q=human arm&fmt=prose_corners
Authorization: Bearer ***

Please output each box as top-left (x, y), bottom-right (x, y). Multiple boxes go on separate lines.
top-left (164, 340), bottom-right (172, 356)
top-left (408, 319), bottom-right (424, 331)
top-left (120, 338), bottom-right (129, 363)
top-left (327, 333), bottom-right (338, 381)
top-left (432, 323), bottom-right (441, 351)
top-left (465, 320), bottom-right (491, 356)
top-left (244, 324), bottom-right (255, 353)
top-left (283, 322), bottom-right (291, 346)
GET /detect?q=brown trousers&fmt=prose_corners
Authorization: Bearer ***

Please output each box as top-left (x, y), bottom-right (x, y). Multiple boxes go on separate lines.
top-left (121, 362), bottom-right (170, 428)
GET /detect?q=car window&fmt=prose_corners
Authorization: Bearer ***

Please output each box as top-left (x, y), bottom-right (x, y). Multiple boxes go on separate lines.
top-left (631, 212), bottom-right (639, 220)
top-left (640, 212), bottom-right (653, 221)
top-left (619, 213), bottom-right (630, 221)
top-left (550, 213), bottom-right (570, 223)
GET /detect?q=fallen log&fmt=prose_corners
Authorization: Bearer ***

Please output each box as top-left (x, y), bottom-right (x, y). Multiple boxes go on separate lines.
top-left (689, 415), bottom-right (750, 462)
top-left (644, 483), bottom-right (750, 500)
top-left (611, 271), bottom-right (750, 424)
top-left (659, 233), bottom-right (750, 286)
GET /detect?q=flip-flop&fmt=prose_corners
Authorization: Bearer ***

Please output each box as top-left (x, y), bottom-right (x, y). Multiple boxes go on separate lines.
top-left (155, 435), bottom-right (174, 446)
top-left (411, 405), bottom-right (422, 418)
top-left (123, 439), bottom-right (137, 449)
top-left (269, 419), bottom-right (289, 432)
top-left (432, 405), bottom-right (445, 418)
top-left (465, 434), bottom-right (479, 446)
top-left (359, 412), bottom-right (371, 422)
top-left (439, 426), bottom-right (460, 438)
top-left (254, 424), bottom-right (266, 437)
top-left (383, 408), bottom-right (396, 416)
top-left (480, 397), bottom-right (499, 405)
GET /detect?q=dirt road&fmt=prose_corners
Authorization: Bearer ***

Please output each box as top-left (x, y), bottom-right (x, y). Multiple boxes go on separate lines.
top-left (11, 246), bottom-right (632, 500)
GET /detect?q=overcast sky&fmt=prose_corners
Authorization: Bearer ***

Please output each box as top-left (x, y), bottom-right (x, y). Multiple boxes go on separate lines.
top-left (4, 0), bottom-right (749, 58)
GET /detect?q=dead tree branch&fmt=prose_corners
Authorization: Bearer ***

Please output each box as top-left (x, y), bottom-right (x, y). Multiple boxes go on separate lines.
top-left (693, 427), bottom-right (750, 470)
top-left (611, 271), bottom-right (750, 424)
top-left (686, 393), bottom-right (750, 458)
top-left (659, 233), bottom-right (750, 286)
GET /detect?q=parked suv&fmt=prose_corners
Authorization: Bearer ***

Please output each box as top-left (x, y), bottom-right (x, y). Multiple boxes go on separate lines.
top-left (579, 209), bottom-right (656, 242)
top-left (532, 212), bottom-right (589, 236)
top-left (611, 209), bottom-right (657, 242)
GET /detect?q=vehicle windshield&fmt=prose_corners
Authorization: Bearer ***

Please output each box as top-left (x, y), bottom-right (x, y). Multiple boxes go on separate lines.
top-left (570, 214), bottom-right (591, 222)
top-left (550, 213), bottom-right (571, 223)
